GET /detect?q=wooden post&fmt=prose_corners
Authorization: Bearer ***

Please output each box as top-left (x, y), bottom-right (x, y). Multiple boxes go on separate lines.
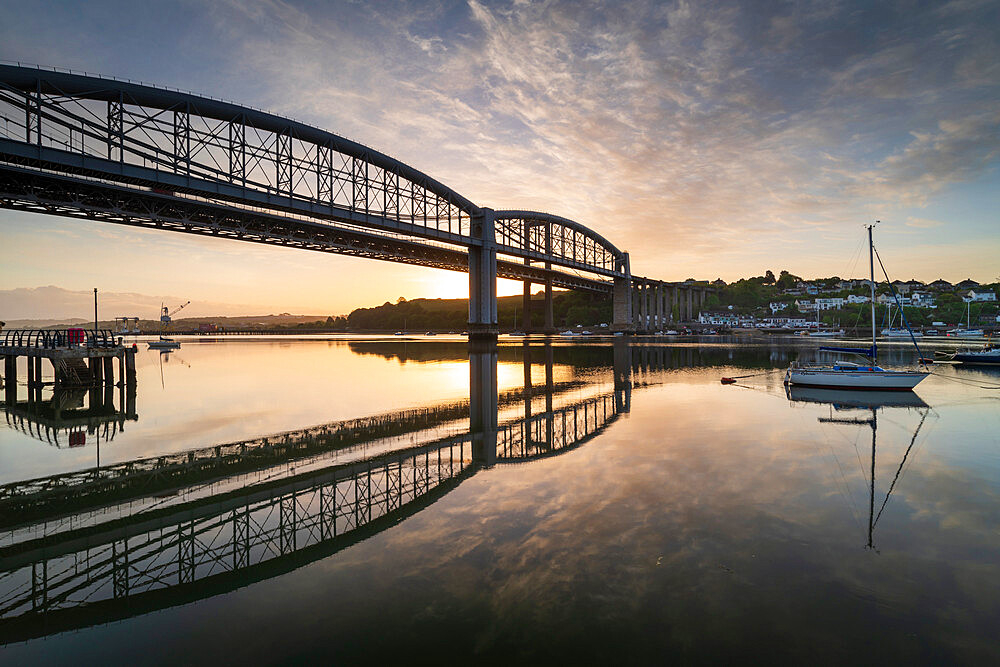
top-left (125, 348), bottom-right (137, 385)
top-left (3, 355), bottom-right (15, 404)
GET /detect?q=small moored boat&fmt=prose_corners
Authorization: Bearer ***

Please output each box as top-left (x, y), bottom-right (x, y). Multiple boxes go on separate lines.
top-left (785, 223), bottom-right (928, 392)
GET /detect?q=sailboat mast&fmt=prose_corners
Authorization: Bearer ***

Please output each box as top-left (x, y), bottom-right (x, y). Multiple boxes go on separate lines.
top-left (869, 223), bottom-right (877, 362)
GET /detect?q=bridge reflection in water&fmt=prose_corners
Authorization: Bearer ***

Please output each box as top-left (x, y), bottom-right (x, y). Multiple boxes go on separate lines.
top-left (0, 341), bottom-right (640, 643)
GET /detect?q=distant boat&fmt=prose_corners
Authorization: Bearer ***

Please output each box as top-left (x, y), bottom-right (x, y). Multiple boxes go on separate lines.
top-left (424, 331), bottom-right (436, 336)
top-left (948, 301), bottom-right (985, 337)
top-left (149, 301), bottom-right (188, 350)
top-left (785, 223), bottom-right (928, 391)
top-left (947, 328), bottom-right (985, 337)
top-left (148, 337), bottom-right (181, 350)
top-left (810, 330), bottom-right (845, 337)
top-left (881, 328), bottom-right (922, 338)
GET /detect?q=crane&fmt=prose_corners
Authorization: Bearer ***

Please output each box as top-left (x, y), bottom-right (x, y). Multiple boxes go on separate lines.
top-left (160, 300), bottom-right (190, 325)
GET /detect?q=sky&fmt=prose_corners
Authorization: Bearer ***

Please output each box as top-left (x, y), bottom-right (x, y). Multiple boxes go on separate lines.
top-left (1, 0), bottom-right (998, 318)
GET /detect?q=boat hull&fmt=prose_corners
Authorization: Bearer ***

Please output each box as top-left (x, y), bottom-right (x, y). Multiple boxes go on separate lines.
top-left (786, 368), bottom-right (927, 390)
top-left (951, 352), bottom-right (1000, 365)
top-left (148, 340), bottom-right (181, 350)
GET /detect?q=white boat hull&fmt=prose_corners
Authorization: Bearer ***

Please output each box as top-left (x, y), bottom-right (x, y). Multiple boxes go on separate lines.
top-left (786, 368), bottom-right (927, 390)
top-left (148, 339), bottom-right (181, 350)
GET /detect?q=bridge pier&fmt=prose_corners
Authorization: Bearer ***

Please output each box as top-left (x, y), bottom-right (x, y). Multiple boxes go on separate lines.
top-left (611, 254), bottom-right (633, 333)
top-left (636, 281), bottom-right (649, 333)
top-left (522, 281), bottom-right (532, 333)
top-left (655, 284), bottom-right (664, 331)
top-left (468, 208), bottom-right (498, 341)
top-left (544, 278), bottom-right (554, 334)
top-left (543, 224), bottom-right (555, 334)
top-left (671, 286), bottom-right (678, 323)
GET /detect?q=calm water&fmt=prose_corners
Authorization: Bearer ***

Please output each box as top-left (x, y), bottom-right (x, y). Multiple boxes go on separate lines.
top-left (1, 336), bottom-right (998, 664)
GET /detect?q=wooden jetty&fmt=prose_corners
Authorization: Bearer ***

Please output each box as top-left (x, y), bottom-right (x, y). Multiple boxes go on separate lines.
top-left (1, 329), bottom-right (136, 405)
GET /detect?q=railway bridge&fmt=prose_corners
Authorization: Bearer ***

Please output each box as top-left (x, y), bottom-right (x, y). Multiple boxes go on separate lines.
top-left (0, 64), bottom-right (710, 334)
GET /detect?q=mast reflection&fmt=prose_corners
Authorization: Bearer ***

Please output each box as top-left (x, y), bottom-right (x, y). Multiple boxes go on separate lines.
top-left (785, 386), bottom-right (931, 550)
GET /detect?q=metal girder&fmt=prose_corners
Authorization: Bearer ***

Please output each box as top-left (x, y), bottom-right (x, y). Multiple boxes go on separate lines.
top-left (0, 64), bottom-right (638, 282)
top-left (0, 164), bottom-right (611, 292)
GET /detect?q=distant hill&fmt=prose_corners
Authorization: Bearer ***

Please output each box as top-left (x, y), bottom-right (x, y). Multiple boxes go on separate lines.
top-left (2, 317), bottom-right (90, 328)
top-left (0, 286), bottom-right (294, 321)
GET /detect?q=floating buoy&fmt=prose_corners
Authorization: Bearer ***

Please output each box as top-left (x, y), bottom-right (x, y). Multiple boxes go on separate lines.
top-left (720, 377), bottom-right (736, 384)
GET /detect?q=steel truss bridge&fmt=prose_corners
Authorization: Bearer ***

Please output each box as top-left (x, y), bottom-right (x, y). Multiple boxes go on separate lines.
top-left (0, 64), bottom-right (710, 333)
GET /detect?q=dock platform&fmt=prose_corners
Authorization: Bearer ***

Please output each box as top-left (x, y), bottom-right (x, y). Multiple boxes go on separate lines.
top-left (1, 329), bottom-right (137, 405)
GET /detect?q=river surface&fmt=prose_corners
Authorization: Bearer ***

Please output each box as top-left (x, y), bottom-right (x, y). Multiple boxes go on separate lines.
top-left (1, 336), bottom-right (998, 664)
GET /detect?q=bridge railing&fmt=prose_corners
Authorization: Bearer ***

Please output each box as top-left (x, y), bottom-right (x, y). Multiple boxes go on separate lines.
top-left (1, 329), bottom-right (118, 349)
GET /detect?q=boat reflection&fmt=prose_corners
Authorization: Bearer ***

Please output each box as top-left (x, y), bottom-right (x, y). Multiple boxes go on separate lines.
top-left (785, 385), bottom-right (932, 550)
top-left (0, 341), bottom-right (631, 643)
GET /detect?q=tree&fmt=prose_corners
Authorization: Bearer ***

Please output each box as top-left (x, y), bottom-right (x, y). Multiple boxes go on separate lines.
top-left (776, 270), bottom-right (801, 290)
top-left (763, 270), bottom-right (776, 285)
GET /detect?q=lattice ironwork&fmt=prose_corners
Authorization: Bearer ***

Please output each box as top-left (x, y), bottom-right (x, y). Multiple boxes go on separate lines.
top-left (0, 65), bottom-right (640, 285)
top-left (494, 211), bottom-right (625, 277)
top-left (0, 65), bottom-right (474, 243)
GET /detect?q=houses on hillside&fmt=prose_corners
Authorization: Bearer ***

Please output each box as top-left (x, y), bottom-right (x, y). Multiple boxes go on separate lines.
top-left (966, 290), bottom-right (997, 302)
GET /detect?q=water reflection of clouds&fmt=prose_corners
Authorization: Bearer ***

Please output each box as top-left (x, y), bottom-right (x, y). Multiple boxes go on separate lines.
top-left (288, 377), bottom-right (1000, 660)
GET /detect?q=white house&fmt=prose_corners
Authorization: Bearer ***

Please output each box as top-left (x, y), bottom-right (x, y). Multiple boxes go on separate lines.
top-left (877, 294), bottom-right (911, 306)
top-left (759, 317), bottom-right (811, 328)
top-left (699, 312), bottom-right (739, 326)
top-left (847, 294), bottom-right (870, 304)
top-left (795, 299), bottom-right (816, 312)
top-left (815, 297), bottom-right (845, 310)
top-left (967, 290), bottom-right (997, 302)
top-left (769, 301), bottom-right (788, 314)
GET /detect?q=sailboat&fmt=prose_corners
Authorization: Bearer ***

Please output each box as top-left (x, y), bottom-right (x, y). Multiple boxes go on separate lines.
top-left (947, 301), bottom-right (985, 338)
top-left (148, 301), bottom-right (188, 350)
top-left (881, 302), bottom-right (922, 338)
top-left (785, 223), bottom-right (929, 391)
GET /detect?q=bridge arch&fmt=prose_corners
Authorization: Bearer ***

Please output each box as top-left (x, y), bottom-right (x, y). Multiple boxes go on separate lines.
top-left (493, 210), bottom-right (626, 276)
top-left (0, 63), bottom-right (478, 243)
